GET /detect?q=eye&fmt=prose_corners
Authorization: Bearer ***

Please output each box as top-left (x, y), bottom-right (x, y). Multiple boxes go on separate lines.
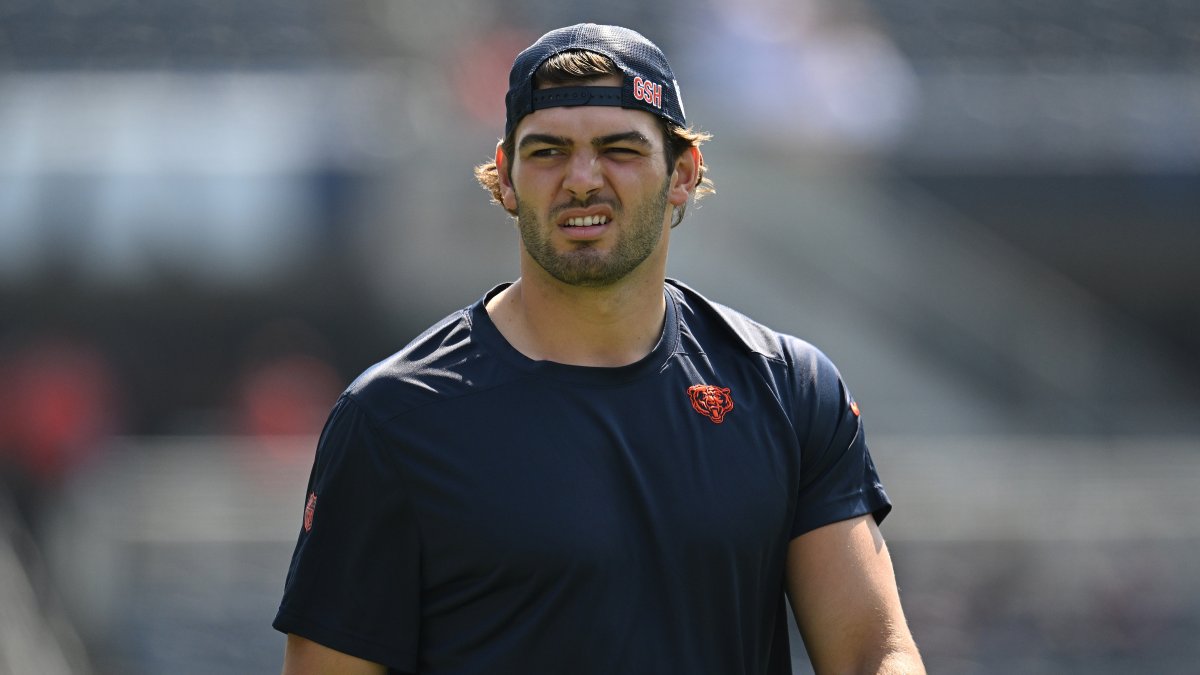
top-left (604, 146), bottom-right (643, 158)
top-left (529, 148), bottom-right (563, 158)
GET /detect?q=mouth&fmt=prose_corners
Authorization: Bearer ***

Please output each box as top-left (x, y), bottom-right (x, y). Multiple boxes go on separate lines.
top-left (555, 204), bottom-right (615, 228)
top-left (554, 206), bottom-right (615, 240)
top-left (562, 214), bottom-right (610, 228)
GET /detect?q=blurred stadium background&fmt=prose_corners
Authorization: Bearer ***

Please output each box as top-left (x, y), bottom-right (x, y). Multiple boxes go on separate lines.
top-left (1, 0), bottom-right (1198, 673)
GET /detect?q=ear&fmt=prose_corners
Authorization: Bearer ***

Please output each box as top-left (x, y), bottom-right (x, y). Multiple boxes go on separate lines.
top-left (496, 142), bottom-right (518, 213)
top-left (667, 146), bottom-right (701, 208)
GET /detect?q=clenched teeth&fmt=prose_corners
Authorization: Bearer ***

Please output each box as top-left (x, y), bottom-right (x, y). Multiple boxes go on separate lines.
top-left (564, 215), bottom-right (609, 227)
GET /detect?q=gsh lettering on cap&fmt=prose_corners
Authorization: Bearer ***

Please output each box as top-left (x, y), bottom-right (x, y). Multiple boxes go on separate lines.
top-left (633, 76), bottom-right (663, 109)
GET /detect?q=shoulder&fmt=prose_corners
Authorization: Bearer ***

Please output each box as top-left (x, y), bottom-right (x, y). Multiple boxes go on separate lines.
top-left (667, 279), bottom-right (833, 378)
top-left (342, 302), bottom-right (509, 424)
top-left (666, 279), bottom-right (854, 428)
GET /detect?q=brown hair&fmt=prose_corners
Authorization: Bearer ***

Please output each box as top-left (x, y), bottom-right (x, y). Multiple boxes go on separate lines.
top-left (474, 50), bottom-right (714, 227)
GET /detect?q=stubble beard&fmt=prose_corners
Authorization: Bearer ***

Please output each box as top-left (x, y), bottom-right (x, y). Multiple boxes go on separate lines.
top-left (515, 179), bottom-right (671, 288)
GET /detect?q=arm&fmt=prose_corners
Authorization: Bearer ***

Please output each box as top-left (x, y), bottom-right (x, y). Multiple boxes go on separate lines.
top-left (281, 634), bottom-right (390, 675)
top-left (274, 397), bottom-right (422, 673)
top-left (786, 515), bottom-right (924, 675)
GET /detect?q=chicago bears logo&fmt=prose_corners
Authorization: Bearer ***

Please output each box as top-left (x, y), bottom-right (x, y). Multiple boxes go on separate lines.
top-left (304, 492), bottom-right (317, 532)
top-left (687, 384), bottom-right (734, 424)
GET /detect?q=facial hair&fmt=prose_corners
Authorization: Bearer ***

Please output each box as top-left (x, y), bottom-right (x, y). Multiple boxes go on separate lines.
top-left (515, 178), bottom-right (671, 288)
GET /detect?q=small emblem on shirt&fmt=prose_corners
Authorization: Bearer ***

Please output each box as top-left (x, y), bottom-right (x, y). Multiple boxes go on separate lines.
top-left (850, 400), bottom-right (861, 417)
top-left (304, 492), bottom-right (317, 532)
top-left (687, 384), bottom-right (734, 424)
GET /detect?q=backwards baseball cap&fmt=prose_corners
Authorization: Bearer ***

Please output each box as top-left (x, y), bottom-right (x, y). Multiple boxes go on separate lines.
top-left (504, 23), bottom-right (687, 137)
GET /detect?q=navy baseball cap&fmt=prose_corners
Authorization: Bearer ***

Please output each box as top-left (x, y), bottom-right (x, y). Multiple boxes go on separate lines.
top-left (504, 23), bottom-right (687, 137)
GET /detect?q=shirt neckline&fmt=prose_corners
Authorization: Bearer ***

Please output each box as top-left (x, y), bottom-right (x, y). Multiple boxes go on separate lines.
top-left (469, 282), bottom-right (682, 386)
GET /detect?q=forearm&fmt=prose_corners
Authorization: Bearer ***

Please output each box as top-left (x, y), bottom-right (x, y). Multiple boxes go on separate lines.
top-left (854, 641), bottom-right (925, 675)
top-left (876, 652), bottom-right (925, 675)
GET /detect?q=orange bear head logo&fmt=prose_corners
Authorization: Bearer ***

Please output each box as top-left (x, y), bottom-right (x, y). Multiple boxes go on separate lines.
top-left (687, 384), bottom-right (734, 424)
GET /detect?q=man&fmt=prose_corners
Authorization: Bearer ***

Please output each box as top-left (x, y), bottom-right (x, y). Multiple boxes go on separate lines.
top-left (274, 23), bottom-right (924, 675)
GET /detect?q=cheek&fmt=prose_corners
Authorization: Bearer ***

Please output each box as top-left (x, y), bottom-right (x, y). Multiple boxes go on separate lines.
top-left (509, 169), bottom-right (560, 206)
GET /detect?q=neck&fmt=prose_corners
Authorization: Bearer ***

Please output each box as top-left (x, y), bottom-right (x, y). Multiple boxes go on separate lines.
top-left (486, 271), bottom-right (667, 368)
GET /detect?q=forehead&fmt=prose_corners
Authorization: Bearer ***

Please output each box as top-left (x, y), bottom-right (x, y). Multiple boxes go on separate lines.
top-left (514, 103), bottom-right (664, 147)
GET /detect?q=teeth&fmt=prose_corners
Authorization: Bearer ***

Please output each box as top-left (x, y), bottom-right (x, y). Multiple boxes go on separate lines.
top-left (565, 215), bottom-right (608, 227)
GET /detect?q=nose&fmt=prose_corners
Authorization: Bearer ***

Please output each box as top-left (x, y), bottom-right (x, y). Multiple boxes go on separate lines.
top-left (562, 150), bottom-right (603, 200)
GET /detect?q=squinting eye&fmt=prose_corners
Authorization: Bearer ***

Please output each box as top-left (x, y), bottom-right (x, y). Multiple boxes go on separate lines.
top-left (530, 148), bottom-right (562, 157)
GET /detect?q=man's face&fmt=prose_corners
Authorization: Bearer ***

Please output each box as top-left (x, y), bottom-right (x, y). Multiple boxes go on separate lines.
top-left (501, 78), bottom-right (680, 288)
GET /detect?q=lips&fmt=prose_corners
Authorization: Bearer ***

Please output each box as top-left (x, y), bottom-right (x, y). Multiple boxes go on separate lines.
top-left (555, 206), bottom-right (615, 228)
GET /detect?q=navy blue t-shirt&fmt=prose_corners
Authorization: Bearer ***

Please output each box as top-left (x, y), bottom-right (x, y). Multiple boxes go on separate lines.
top-left (273, 280), bottom-right (891, 674)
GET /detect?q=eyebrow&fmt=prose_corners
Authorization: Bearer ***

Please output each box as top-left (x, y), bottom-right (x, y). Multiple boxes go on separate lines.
top-left (594, 131), bottom-right (654, 148)
top-left (517, 130), bottom-right (655, 151)
top-left (518, 133), bottom-right (570, 151)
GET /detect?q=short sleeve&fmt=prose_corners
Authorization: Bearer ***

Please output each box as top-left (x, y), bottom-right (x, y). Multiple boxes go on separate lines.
top-left (273, 395), bottom-right (421, 672)
top-left (789, 350), bottom-right (892, 539)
